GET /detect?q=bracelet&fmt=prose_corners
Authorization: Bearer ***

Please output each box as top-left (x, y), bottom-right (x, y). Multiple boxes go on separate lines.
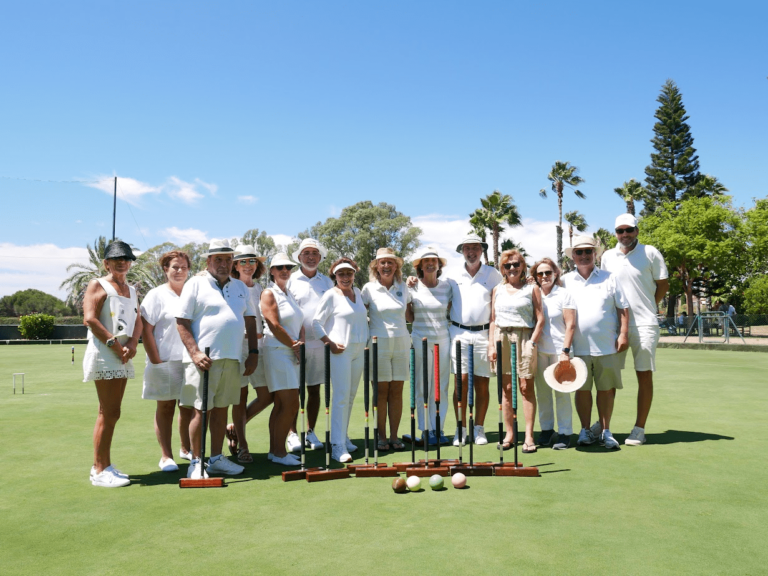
top-left (249, 349), bottom-right (259, 355)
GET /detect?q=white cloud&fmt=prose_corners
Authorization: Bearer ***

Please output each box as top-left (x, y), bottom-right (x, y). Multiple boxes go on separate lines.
top-left (270, 234), bottom-right (295, 252)
top-left (195, 178), bottom-right (218, 196)
top-left (0, 243), bottom-right (90, 299)
top-left (165, 176), bottom-right (205, 204)
top-left (238, 195), bottom-right (258, 204)
top-left (87, 175), bottom-right (160, 206)
top-left (160, 227), bottom-right (208, 245)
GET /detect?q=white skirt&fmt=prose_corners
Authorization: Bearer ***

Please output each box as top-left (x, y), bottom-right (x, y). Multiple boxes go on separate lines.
top-left (83, 337), bottom-right (134, 382)
top-left (262, 346), bottom-right (299, 393)
top-left (142, 359), bottom-right (184, 401)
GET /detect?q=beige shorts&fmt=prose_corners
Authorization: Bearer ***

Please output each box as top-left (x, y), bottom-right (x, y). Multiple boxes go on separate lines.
top-left (142, 359), bottom-right (184, 401)
top-left (576, 354), bottom-right (624, 392)
top-left (304, 346), bottom-right (325, 386)
top-left (181, 359), bottom-right (241, 410)
top-left (372, 335), bottom-right (410, 382)
top-left (628, 325), bottom-right (660, 372)
top-left (240, 340), bottom-right (267, 389)
top-left (494, 326), bottom-right (536, 379)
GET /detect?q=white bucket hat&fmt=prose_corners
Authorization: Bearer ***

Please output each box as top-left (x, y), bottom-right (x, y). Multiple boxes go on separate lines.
top-left (203, 239), bottom-right (239, 258)
top-left (543, 357), bottom-right (588, 393)
top-left (456, 233), bottom-right (488, 253)
top-left (269, 252), bottom-right (297, 268)
top-left (615, 214), bottom-right (638, 229)
top-left (233, 244), bottom-right (267, 262)
top-left (412, 245), bottom-right (447, 268)
top-left (292, 238), bottom-right (328, 263)
top-left (564, 235), bottom-right (604, 260)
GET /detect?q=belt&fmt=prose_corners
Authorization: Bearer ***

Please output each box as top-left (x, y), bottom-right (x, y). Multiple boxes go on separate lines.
top-left (451, 321), bottom-right (490, 332)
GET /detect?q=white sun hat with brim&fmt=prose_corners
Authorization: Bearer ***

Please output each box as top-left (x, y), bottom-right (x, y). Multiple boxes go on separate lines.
top-left (269, 252), bottom-right (297, 268)
top-left (456, 233), bottom-right (489, 253)
top-left (564, 235), bottom-right (604, 260)
top-left (292, 238), bottom-right (328, 263)
top-left (203, 239), bottom-right (239, 258)
top-left (233, 244), bottom-right (267, 262)
top-left (331, 262), bottom-right (357, 275)
top-left (614, 213), bottom-right (638, 229)
top-left (374, 247), bottom-right (403, 266)
top-left (543, 357), bottom-right (588, 393)
top-left (412, 245), bottom-right (447, 268)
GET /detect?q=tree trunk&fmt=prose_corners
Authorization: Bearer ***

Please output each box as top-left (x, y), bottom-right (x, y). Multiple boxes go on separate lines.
top-left (556, 225), bottom-right (563, 267)
top-left (492, 225), bottom-right (499, 268)
top-left (666, 293), bottom-right (677, 318)
top-left (557, 192), bottom-right (564, 264)
top-left (627, 198), bottom-right (635, 216)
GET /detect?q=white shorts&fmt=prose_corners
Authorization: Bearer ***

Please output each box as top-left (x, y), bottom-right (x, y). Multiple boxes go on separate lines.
top-left (372, 335), bottom-right (410, 382)
top-left (263, 346), bottom-right (300, 393)
top-left (449, 327), bottom-right (492, 378)
top-left (181, 359), bottom-right (241, 410)
top-left (142, 359), bottom-right (184, 401)
top-left (576, 354), bottom-right (624, 392)
top-left (240, 339), bottom-right (268, 389)
top-left (628, 325), bottom-right (660, 372)
top-left (304, 346), bottom-right (325, 386)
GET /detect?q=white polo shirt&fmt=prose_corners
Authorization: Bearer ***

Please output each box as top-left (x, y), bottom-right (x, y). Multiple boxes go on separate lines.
top-left (447, 264), bottom-right (502, 327)
top-left (409, 279), bottom-right (452, 342)
top-left (361, 279), bottom-right (411, 339)
top-left (288, 269), bottom-right (334, 349)
top-left (176, 272), bottom-right (257, 362)
top-left (140, 284), bottom-right (184, 362)
top-left (539, 285), bottom-right (577, 354)
top-left (312, 287), bottom-right (369, 345)
top-left (601, 243), bottom-right (668, 327)
top-left (563, 267), bottom-right (628, 357)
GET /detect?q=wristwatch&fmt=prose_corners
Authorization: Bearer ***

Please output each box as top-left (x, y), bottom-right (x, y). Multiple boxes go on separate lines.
top-left (562, 347), bottom-right (570, 354)
top-left (106, 337), bottom-right (116, 348)
top-left (248, 349), bottom-right (259, 355)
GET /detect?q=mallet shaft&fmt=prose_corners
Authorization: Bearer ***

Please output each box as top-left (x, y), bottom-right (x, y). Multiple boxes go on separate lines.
top-left (372, 336), bottom-right (379, 465)
top-left (422, 337), bottom-right (428, 466)
top-left (324, 343), bottom-right (331, 470)
top-left (456, 340), bottom-right (463, 464)
top-left (300, 343), bottom-right (306, 470)
top-left (496, 339), bottom-right (504, 464)
top-left (410, 344), bottom-right (416, 464)
top-left (364, 347), bottom-right (370, 465)
top-left (434, 342), bottom-right (440, 460)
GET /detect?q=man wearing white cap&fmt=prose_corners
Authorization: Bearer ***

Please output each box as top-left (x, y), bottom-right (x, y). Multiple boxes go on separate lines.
top-left (601, 214), bottom-right (669, 446)
top-left (176, 239), bottom-right (259, 478)
top-left (286, 238), bottom-right (333, 451)
top-left (563, 235), bottom-right (629, 450)
top-left (446, 233), bottom-right (503, 446)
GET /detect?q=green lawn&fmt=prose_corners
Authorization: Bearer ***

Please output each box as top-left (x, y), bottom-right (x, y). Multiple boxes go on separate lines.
top-left (1, 345), bottom-right (766, 575)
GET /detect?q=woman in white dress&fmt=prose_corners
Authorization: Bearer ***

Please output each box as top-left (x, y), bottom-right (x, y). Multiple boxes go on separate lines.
top-left (489, 249), bottom-right (544, 453)
top-left (140, 250), bottom-right (193, 472)
top-left (312, 258), bottom-right (369, 463)
top-left (260, 253), bottom-right (304, 466)
top-left (405, 246), bottom-right (452, 446)
top-left (82, 241), bottom-right (143, 488)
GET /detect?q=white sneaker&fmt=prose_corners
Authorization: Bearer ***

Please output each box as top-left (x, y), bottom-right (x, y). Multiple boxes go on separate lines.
top-left (474, 425), bottom-right (488, 445)
top-left (187, 459), bottom-right (207, 479)
top-left (272, 453), bottom-right (301, 466)
top-left (453, 427), bottom-right (467, 446)
top-left (331, 444), bottom-right (352, 463)
top-left (179, 449), bottom-right (193, 461)
top-left (590, 421), bottom-right (602, 438)
top-left (602, 429), bottom-right (620, 450)
top-left (577, 428), bottom-right (597, 446)
top-left (345, 437), bottom-right (358, 452)
top-left (286, 432), bottom-right (302, 453)
top-left (624, 426), bottom-right (646, 446)
top-left (305, 429), bottom-right (324, 449)
top-left (91, 466), bottom-right (130, 488)
top-left (206, 455), bottom-right (244, 476)
top-left (158, 458), bottom-right (179, 472)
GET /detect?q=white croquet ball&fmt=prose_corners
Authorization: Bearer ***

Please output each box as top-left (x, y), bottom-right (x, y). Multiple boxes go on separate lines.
top-left (406, 475), bottom-right (421, 491)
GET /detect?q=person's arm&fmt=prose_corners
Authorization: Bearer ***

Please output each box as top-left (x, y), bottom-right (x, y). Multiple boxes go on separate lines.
top-left (176, 318), bottom-right (211, 371)
top-left (406, 301), bottom-right (414, 324)
top-left (261, 289), bottom-right (299, 349)
top-left (312, 291), bottom-right (345, 354)
top-left (530, 286), bottom-right (544, 345)
top-left (560, 308), bottom-right (576, 363)
top-left (243, 315), bottom-right (259, 376)
top-left (83, 279), bottom-right (126, 360)
top-left (616, 307), bottom-right (629, 353)
top-left (141, 315), bottom-right (162, 364)
top-left (123, 312), bottom-right (142, 363)
top-left (488, 287), bottom-right (498, 362)
top-left (654, 278), bottom-right (669, 308)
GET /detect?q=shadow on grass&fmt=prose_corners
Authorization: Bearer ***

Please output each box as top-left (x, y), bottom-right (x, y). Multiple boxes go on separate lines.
top-left (645, 430), bottom-right (734, 444)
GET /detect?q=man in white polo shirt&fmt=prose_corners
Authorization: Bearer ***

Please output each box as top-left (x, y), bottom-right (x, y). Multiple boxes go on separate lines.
top-left (446, 233), bottom-right (503, 446)
top-left (601, 214), bottom-right (669, 446)
top-left (177, 239), bottom-right (260, 478)
top-left (563, 236), bottom-right (629, 450)
top-left (286, 238), bottom-right (333, 452)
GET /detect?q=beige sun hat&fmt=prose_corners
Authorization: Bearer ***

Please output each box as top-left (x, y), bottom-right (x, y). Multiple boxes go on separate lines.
top-left (203, 238), bottom-right (239, 258)
top-left (292, 238), bottom-right (328, 263)
top-left (268, 252), bottom-right (297, 268)
top-left (456, 233), bottom-right (488, 253)
top-left (233, 244), bottom-right (267, 262)
top-left (374, 247), bottom-right (403, 266)
top-left (412, 245), bottom-right (447, 268)
top-left (564, 235), bottom-right (604, 260)
top-left (543, 357), bottom-right (588, 393)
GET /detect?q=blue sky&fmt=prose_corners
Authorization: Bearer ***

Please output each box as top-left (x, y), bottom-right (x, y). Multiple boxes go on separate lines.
top-left (1, 1), bottom-right (766, 298)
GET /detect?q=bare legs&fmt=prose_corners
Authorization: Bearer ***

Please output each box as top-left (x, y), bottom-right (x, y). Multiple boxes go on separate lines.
top-left (635, 371), bottom-right (653, 429)
top-left (500, 375), bottom-right (536, 446)
top-left (452, 375), bottom-right (489, 425)
top-left (189, 406), bottom-right (228, 459)
top-left (155, 400), bottom-right (192, 460)
top-left (93, 378), bottom-right (127, 473)
top-left (232, 387), bottom-right (249, 454)
top-left (270, 390), bottom-right (299, 458)
top-left (576, 390), bottom-right (615, 431)
top-left (377, 381), bottom-right (404, 444)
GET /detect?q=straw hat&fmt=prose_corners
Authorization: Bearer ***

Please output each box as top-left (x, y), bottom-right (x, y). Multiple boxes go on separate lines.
top-left (233, 244), bottom-right (266, 262)
top-left (202, 239), bottom-right (239, 258)
top-left (412, 245), bottom-right (447, 268)
top-left (456, 233), bottom-right (488, 253)
top-left (374, 247), bottom-right (403, 266)
top-left (292, 238), bottom-right (328, 263)
top-left (543, 357), bottom-right (588, 393)
top-left (269, 252), bottom-right (297, 268)
top-left (564, 235), bottom-right (604, 260)
top-left (103, 241), bottom-right (136, 261)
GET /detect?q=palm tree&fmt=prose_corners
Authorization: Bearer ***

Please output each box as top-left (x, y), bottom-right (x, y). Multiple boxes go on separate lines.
top-left (540, 161), bottom-right (585, 265)
top-left (613, 179), bottom-right (648, 216)
top-left (564, 210), bottom-right (589, 248)
top-left (500, 238), bottom-right (529, 258)
top-left (470, 190), bottom-right (522, 267)
top-left (592, 228), bottom-right (615, 267)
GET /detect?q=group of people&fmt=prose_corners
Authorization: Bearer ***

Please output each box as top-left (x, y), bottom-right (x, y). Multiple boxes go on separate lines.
top-left (82, 212), bottom-right (668, 487)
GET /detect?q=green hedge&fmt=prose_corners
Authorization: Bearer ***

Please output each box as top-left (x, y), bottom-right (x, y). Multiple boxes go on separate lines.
top-left (19, 314), bottom-right (55, 340)
top-left (0, 316), bottom-right (84, 326)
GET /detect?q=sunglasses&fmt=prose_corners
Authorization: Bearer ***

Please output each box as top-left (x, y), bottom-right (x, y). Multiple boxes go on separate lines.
top-left (615, 227), bottom-right (636, 235)
top-left (238, 259), bottom-right (259, 266)
top-left (503, 262), bottom-right (522, 270)
top-left (574, 248), bottom-right (594, 256)
top-left (272, 265), bottom-right (294, 271)
top-left (536, 270), bottom-right (553, 277)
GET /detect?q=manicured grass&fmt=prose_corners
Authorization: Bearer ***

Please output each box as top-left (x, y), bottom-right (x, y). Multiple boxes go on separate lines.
top-left (1, 345), bottom-right (766, 575)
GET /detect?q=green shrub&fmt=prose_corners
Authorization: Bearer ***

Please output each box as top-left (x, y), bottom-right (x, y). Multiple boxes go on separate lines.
top-left (18, 313), bottom-right (55, 340)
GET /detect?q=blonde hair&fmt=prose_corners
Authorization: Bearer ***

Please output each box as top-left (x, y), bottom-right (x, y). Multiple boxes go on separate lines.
top-left (499, 249), bottom-right (527, 284)
top-left (368, 254), bottom-right (403, 283)
top-left (530, 257), bottom-right (562, 287)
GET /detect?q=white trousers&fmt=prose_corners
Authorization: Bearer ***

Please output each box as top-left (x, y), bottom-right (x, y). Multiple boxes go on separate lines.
top-left (534, 351), bottom-right (573, 435)
top-left (412, 336), bottom-right (451, 432)
top-left (330, 342), bottom-right (365, 446)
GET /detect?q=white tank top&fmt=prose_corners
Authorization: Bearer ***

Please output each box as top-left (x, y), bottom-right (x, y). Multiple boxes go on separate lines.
top-left (89, 278), bottom-right (138, 344)
top-left (493, 283), bottom-right (534, 329)
top-left (262, 283), bottom-right (304, 348)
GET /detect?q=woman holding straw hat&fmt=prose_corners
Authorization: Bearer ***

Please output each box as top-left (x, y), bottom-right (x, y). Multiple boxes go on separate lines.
top-left (361, 247), bottom-right (412, 451)
top-left (224, 245), bottom-right (268, 464)
top-left (405, 245), bottom-right (452, 446)
top-left (260, 253), bottom-right (304, 466)
top-left (488, 249), bottom-right (544, 453)
top-left (530, 257), bottom-right (578, 450)
top-left (140, 250), bottom-right (194, 472)
top-left (82, 240), bottom-right (143, 487)
top-left (312, 258), bottom-right (369, 463)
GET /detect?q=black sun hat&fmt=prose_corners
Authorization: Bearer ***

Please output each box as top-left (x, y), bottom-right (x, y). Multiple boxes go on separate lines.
top-left (104, 241), bottom-right (137, 261)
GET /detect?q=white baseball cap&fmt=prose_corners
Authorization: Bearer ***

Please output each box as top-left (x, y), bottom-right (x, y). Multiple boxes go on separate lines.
top-left (615, 214), bottom-right (638, 229)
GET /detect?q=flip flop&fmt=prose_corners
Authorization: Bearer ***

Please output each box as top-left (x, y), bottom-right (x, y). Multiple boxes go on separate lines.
top-left (237, 448), bottom-right (253, 464)
top-left (522, 443), bottom-right (538, 454)
top-left (497, 441), bottom-right (513, 451)
top-left (226, 423), bottom-right (238, 456)
top-left (391, 439), bottom-right (405, 451)
top-left (377, 439), bottom-right (390, 451)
